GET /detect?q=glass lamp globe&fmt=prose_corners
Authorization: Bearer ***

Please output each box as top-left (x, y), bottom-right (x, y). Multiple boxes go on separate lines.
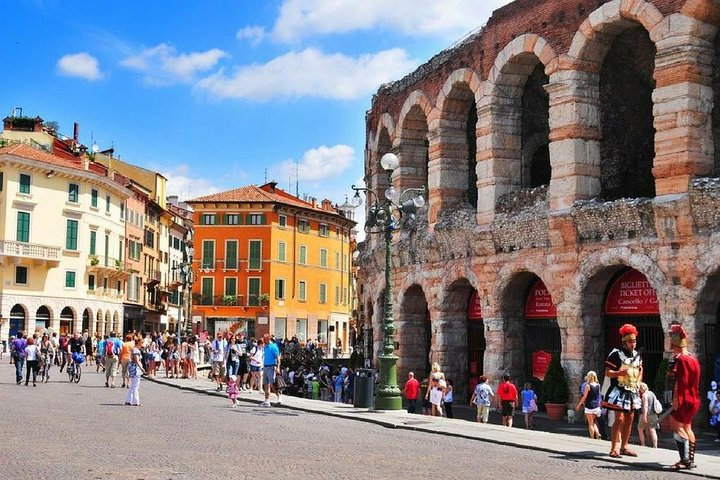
top-left (380, 153), bottom-right (399, 171)
top-left (413, 195), bottom-right (426, 209)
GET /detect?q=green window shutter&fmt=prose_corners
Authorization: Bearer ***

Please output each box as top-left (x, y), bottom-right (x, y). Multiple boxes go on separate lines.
top-left (90, 231), bottom-right (97, 255)
top-left (260, 214), bottom-right (266, 225)
top-left (88, 274), bottom-right (95, 290)
top-left (201, 278), bottom-right (213, 304)
top-left (65, 271), bottom-right (76, 288)
top-left (220, 213), bottom-right (227, 225)
top-left (16, 212), bottom-right (30, 242)
top-left (91, 189), bottom-right (98, 208)
top-left (226, 241), bottom-right (238, 269)
top-left (249, 240), bottom-right (261, 269)
top-left (66, 219), bottom-right (78, 250)
top-left (225, 277), bottom-right (237, 296)
top-left (248, 278), bottom-right (261, 306)
top-left (202, 241), bottom-right (214, 269)
top-left (237, 213), bottom-right (244, 225)
top-left (19, 173), bottom-right (30, 194)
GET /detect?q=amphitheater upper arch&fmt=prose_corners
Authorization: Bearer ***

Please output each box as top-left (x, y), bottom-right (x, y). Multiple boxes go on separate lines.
top-left (486, 33), bottom-right (559, 91)
top-left (394, 89), bottom-right (435, 144)
top-left (368, 113), bottom-right (396, 154)
top-left (682, 0), bottom-right (720, 26)
top-left (494, 259), bottom-right (557, 308)
top-left (435, 68), bottom-right (483, 118)
top-left (568, 0), bottom-right (664, 65)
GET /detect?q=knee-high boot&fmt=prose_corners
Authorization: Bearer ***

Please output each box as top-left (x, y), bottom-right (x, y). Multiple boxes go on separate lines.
top-left (688, 441), bottom-right (696, 468)
top-left (673, 432), bottom-right (689, 463)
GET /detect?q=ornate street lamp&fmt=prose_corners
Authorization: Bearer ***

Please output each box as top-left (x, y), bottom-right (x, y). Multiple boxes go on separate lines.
top-left (350, 152), bottom-right (425, 410)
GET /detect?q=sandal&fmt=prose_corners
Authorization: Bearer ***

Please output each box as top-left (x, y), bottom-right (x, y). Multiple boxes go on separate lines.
top-left (619, 448), bottom-right (637, 457)
top-left (609, 451), bottom-right (621, 458)
top-left (670, 461), bottom-right (695, 470)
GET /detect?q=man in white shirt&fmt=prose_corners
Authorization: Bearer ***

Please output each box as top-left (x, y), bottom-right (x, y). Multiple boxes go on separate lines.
top-left (211, 332), bottom-right (227, 391)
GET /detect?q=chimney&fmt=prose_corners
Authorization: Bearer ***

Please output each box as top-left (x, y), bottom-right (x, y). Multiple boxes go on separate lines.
top-left (321, 199), bottom-right (332, 211)
top-left (311, 197), bottom-right (317, 208)
top-left (73, 122), bottom-right (79, 143)
top-left (267, 181), bottom-right (277, 193)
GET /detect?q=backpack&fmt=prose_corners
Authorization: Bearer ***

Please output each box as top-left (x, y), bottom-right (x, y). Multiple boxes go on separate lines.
top-left (105, 341), bottom-right (115, 357)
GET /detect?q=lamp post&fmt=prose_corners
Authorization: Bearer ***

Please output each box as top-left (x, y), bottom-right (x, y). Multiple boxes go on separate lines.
top-left (350, 152), bottom-right (425, 410)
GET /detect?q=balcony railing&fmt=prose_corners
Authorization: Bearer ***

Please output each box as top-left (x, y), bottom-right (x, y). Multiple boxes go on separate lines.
top-left (192, 293), bottom-right (250, 307)
top-left (87, 255), bottom-right (133, 277)
top-left (0, 240), bottom-right (61, 266)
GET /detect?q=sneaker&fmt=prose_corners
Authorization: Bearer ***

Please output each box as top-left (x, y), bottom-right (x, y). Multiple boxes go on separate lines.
top-left (715, 439), bottom-right (720, 443)
top-left (276, 395), bottom-right (282, 404)
top-left (260, 401), bottom-right (271, 407)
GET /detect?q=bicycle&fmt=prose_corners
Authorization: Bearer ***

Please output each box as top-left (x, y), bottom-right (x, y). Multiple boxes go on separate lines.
top-left (39, 354), bottom-right (51, 383)
top-left (67, 352), bottom-right (84, 383)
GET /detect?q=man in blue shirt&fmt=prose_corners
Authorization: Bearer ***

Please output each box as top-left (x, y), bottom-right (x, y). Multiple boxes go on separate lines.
top-left (261, 333), bottom-right (281, 407)
top-left (11, 332), bottom-right (27, 384)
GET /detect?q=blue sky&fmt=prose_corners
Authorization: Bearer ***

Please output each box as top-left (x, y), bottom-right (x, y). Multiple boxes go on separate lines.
top-left (1, 0), bottom-right (510, 207)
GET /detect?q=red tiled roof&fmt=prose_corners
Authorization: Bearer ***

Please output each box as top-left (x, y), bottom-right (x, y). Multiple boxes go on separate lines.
top-left (0, 143), bottom-right (83, 170)
top-left (189, 183), bottom-right (322, 211)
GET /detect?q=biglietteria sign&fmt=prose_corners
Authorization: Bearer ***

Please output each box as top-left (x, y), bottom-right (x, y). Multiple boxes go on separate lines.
top-left (604, 269), bottom-right (659, 316)
top-left (525, 279), bottom-right (557, 319)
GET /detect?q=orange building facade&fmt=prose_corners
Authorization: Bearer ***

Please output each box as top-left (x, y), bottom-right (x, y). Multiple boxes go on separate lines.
top-left (188, 183), bottom-right (355, 350)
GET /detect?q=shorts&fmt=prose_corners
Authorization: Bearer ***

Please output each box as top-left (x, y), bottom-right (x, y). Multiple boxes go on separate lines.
top-left (501, 400), bottom-right (514, 417)
top-left (212, 361), bottom-right (226, 377)
top-left (250, 365), bottom-right (262, 372)
top-left (476, 404), bottom-right (491, 423)
top-left (584, 407), bottom-right (602, 416)
top-left (638, 413), bottom-right (658, 429)
top-left (238, 359), bottom-right (248, 375)
top-left (263, 366), bottom-right (276, 385)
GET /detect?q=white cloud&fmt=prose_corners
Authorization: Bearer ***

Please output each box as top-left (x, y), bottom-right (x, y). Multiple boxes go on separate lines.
top-left (237, 26), bottom-right (266, 45)
top-left (121, 43), bottom-right (228, 85)
top-left (195, 48), bottom-right (415, 101)
top-left (161, 164), bottom-right (223, 201)
top-left (56, 53), bottom-right (104, 81)
top-left (270, 144), bottom-right (354, 183)
top-left (271, 0), bottom-right (512, 42)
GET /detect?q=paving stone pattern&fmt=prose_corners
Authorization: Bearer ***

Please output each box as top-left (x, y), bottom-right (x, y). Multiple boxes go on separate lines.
top-left (0, 362), bottom-right (688, 480)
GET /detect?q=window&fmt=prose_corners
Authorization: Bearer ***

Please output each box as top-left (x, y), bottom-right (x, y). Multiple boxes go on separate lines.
top-left (335, 285), bottom-right (340, 305)
top-left (343, 287), bottom-right (348, 305)
top-left (320, 249), bottom-right (328, 267)
top-left (19, 173), bottom-right (30, 194)
top-left (278, 215), bottom-right (287, 227)
top-left (90, 231), bottom-right (97, 255)
top-left (106, 195), bottom-right (111, 213)
top-left (15, 266), bottom-right (28, 285)
top-left (201, 277), bottom-right (213, 304)
top-left (275, 278), bottom-right (286, 300)
top-left (248, 240), bottom-right (262, 270)
top-left (298, 281), bottom-right (307, 301)
top-left (144, 229), bottom-right (154, 248)
top-left (200, 213), bottom-right (216, 225)
top-left (225, 277), bottom-right (237, 296)
top-left (278, 241), bottom-right (286, 262)
top-left (116, 281), bottom-right (121, 293)
top-left (299, 245), bottom-right (307, 265)
top-left (128, 240), bottom-right (141, 261)
top-left (88, 274), bottom-right (95, 291)
top-left (248, 277), bottom-right (261, 306)
top-left (68, 183), bottom-right (79, 203)
top-left (248, 213), bottom-right (265, 225)
top-left (120, 202), bottom-right (125, 220)
top-left (225, 240), bottom-right (238, 269)
top-left (335, 252), bottom-right (340, 269)
top-left (66, 219), bottom-right (78, 250)
top-left (275, 317), bottom-right (287, 339)
top-left (319, 283), bottom-right (327, 304)
top-left (319, 223), bottom-right (329, 237)
top-left (298, 219), bottom-right (310, 233)
top-left (296, 318), bottom-right (308, 342)
top-left (103, 277), bottom-right (108, 290)
top-left (16, 211), bottom-right (30, 242)
top-left (0, 171), bottom-right (3, 191)
top-left (65, 271), bottom-right (76, 288)
top-left (225, 214), bottom-right (240, 225)
top-left (118, 240), bottom-right (123, 261)
top-left (202, 240), bottom-right (215, 269)
top-left (317, 320), bottom-right (328, 345)
top-left (91, 189), bottom-right (98, 208)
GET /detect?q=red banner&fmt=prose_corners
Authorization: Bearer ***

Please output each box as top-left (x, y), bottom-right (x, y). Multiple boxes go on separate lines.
top-left (524, 279), bottom-right (557, 318)
top-left (604, 269), bottom-right (659, 316)
top-left (532, 350), bottom-right (552, 380)
top-left (468, 291), bottom-right (483, 320)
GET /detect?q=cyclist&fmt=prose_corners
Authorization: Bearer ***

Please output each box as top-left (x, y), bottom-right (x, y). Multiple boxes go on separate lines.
top-left (67, 332), bottom-right (85, 370)
top-left (38, 333), bottom-right (54, 382)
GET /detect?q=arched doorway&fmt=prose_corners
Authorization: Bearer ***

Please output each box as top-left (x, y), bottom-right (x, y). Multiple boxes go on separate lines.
top-left (60, 307), bottom-right (74, 335)
top-left (9, 304), bottom-right (26, 338)
top-left (524, 279), bottom-right (561, 386)
top-left (603, 269), bottom-right (663, 390)
top-left (397, 285), bottom-right (430, 379)
top-left (467, 290), bottom-right (486, 394)
top-left (82, 308), bottom-right (91, 333)
top-left (35, 306), bottom-right (51, 332)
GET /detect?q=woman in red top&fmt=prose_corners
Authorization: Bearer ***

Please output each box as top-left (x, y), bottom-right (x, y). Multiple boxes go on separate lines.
top-left (668, 323), bottom-right (701, 470)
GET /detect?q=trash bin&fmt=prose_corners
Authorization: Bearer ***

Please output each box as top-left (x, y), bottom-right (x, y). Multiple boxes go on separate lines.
top-left (353, 368), bottom-right (375, 408)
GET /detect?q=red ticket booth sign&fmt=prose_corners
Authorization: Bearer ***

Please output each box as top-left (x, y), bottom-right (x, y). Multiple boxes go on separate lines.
top-left (525, 279), bottom-right (557, 318)
top-left (532, 350), bottom-right (552, 380)
top-left (468, 291), bottom-right (483, 320)
top-left (604, 269), bottom-right (659, 316)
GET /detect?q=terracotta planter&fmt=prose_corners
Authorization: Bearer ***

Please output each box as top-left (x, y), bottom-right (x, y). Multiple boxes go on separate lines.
top-left (545, 402), bottom-right (566, 421)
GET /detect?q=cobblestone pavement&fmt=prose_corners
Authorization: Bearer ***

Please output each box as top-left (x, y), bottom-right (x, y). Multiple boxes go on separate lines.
top-left (0, 362), bottom-right (691, 480)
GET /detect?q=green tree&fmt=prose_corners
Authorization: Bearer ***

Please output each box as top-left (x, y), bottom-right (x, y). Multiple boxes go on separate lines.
top-left (540, 354), bottom-right (569, 404)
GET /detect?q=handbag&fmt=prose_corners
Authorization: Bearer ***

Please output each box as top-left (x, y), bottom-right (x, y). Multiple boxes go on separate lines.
top-left (275, 374), bottom-right (287, 390)
top-left (652, 394), bottom-right (663, 414)
top-left (529, 398), bottom-right (538, 413)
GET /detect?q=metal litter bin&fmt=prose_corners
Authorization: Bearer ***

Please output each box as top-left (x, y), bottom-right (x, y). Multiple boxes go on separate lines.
top-left (353, 369), bottom-right (375, 408)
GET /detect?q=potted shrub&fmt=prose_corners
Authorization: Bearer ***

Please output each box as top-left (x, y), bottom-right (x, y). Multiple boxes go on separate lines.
top-left (540, 353), bottom-right (569, 420)
top-left (90, 255), bottom-right (99, 266)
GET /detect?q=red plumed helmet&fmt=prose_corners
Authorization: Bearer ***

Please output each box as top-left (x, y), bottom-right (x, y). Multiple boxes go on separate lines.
top-left (619, 323), bottom-right (638, 338)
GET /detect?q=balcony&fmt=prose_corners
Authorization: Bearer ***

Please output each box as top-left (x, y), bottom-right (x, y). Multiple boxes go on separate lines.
top-left (86, 288), bottom-right (124, 301)
top-left (87, 255), bottom-right (133, 279)
top-left (0, 240), bottom-right (61, 267)
top-left (193, 293), bottom-right (248, 307)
